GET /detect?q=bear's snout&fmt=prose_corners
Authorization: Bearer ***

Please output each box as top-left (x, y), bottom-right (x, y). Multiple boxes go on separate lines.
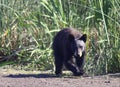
top-left (78, 50), bottom-right (82, 57)
top-left (74, 49), bottom-right (82, 58)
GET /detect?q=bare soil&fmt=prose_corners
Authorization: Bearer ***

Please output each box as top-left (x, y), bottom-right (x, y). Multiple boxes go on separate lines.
top-left (0, 69), bottom-right (120, 87)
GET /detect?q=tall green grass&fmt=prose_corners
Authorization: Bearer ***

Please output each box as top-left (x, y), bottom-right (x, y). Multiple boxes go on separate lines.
top-left (0, 0), bottom-right (120, 75)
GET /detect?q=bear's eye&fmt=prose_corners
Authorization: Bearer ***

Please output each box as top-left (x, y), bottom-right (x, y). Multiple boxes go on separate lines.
top-left (78, 46), bottom-right (83, 49)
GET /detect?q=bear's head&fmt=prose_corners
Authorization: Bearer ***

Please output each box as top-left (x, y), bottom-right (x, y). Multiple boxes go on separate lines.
top-left (69, 34), bottom-right (87, 58)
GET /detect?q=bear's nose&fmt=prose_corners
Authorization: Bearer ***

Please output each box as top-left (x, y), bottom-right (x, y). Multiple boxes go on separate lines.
top-left (78, 49), bottom-right (82, 57)
top-left (74, 50), bottom-right (82, 58)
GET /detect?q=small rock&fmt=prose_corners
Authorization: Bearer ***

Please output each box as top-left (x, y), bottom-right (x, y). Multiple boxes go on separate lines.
top-left (105, 80), bottom-right (110, 83)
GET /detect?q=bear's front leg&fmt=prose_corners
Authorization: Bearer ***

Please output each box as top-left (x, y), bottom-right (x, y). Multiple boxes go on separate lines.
top-left (76, 56), bottom-right (85, 75)
top-left (64, 59), bottom-right (83, 76)
top-left (55, 58), bottom-right (63, 77)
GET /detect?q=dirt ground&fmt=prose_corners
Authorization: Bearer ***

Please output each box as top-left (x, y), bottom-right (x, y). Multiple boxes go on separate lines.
top-left (0, 69), bottom-right (120, 87)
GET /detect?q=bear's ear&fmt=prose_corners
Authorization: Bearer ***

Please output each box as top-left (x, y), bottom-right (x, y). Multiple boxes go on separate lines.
top-left (69, 34), bottom-right (75, 41)
top-left (79, 34), bottom-right (87, 42)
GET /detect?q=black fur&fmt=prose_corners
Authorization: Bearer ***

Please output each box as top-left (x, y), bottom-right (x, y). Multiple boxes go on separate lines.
top-left (52, 28), bottom-right (87, 76)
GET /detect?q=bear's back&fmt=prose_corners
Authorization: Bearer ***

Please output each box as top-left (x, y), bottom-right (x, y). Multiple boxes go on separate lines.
top-left (52, 28), bottom-right (82, 51)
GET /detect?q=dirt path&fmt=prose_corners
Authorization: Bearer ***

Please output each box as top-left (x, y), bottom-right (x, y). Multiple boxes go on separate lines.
top-left (0, 69), bottom-right (120, 87)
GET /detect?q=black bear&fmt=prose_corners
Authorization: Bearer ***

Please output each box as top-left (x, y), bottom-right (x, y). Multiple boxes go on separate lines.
top-left (52, 28), bottom-right (87, 76)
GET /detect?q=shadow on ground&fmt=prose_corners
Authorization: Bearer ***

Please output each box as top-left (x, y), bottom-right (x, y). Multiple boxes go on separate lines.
top-left (3, 74), bottom-right (57, 78)
top-left (3, 73), bottom-right (120, 79)
top-left (3, 73), bottom-right (90, 79)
